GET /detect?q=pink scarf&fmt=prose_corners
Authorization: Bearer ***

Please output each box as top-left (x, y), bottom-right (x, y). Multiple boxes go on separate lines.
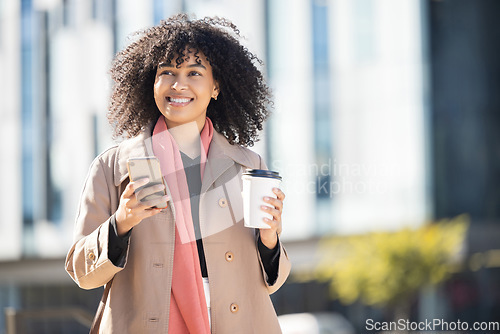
top-left (152, 116), bottom-right (213, 333)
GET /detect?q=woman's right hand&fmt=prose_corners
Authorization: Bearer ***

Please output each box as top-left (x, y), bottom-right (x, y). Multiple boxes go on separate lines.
top-left (115, 178), bottom-right (169, 237)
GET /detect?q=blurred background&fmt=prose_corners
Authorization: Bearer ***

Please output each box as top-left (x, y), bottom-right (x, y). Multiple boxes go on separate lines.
top-left (0, 0), bottom-right (499, 333)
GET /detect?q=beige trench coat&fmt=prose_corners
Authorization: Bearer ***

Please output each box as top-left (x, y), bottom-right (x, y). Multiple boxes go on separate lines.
top-left (65, 123), bottom-right (291, 333)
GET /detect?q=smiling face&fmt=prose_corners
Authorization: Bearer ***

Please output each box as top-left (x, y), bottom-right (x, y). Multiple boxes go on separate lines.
top-left (153, 49), bottom-right (219, 131)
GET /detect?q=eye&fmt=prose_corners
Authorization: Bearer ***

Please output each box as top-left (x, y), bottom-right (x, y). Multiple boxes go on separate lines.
top-left (158, 70), bottom-right (174, 76)
top-left (188, 71), bottom-right (202, 77)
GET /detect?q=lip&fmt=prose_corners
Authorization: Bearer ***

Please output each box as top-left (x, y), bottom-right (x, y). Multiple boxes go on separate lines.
top-left (167, 96), bottom-right (193, 107)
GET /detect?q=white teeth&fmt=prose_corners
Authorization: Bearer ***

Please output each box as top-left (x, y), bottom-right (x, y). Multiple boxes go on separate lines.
top-left (170, 97), bottom-right (190, 103)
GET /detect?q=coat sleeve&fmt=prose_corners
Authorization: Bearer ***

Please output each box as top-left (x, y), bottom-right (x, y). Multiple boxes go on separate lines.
top-left (256, 155), bottom-right (291, 294)
top-left (65, 153), bottom-right (129, 290)
top-left (257, 239), bottom-right (291, 294)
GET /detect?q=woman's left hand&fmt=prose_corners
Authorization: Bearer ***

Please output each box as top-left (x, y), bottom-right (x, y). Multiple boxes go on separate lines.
top-left (259, 188), bottom-right (285, 249)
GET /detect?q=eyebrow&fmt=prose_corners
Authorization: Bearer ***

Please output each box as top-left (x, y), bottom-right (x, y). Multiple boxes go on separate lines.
top-left (158, 62), bottom-right (207, 70)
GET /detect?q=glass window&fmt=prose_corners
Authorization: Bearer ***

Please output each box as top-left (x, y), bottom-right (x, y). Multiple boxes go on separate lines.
top-left (311, 0), bottom-right (333, 224)
top-left (21, 0), bottom-right (35, 229)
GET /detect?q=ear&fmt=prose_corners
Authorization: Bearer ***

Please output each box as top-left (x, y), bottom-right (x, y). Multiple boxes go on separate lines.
top-left (212, 82), bottom-right (220, 99)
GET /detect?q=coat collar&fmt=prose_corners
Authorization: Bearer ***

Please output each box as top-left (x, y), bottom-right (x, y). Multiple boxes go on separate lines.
top-left (113, 122), bottom-right (256, 189)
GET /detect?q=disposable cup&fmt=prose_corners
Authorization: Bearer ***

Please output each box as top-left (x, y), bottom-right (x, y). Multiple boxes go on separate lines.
top-left (242, 169), bottom-right (282, 229)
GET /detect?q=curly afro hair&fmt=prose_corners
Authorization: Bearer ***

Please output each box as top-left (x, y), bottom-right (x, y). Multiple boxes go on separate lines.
top-left (108, 14), bottom-right (272, 147)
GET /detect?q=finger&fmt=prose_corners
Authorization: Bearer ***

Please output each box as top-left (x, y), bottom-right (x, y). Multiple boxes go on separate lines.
top-left (121, 196), bottom-right (134, 209)
top-left (261, 205), bottom-right (281, 221)
top-left (123, 199), bottom-right (163, 221)
top-left (262, 217), bottom-right (278, 227)
top-left (139, 195), bottom-right (170, 209)
top-left (273, 188), bottom-right (285, 201)
top-left (123, 198), bottom-right (142, 214)
top-left (148, 195), bottom-right (170, 209)
top-left (124, 193), bottom-right (159, 213)
top-left (123, 178), bottom-right (150, 198)
top-left (135, 183), bottom-right (165, 201)
top-left (261, 217), bottom-right (281, 238)
top-left (263, 196), bottom-right (283, 211)
top-left (131, 177), bottom-right (151, 192)
top-left (122, 181), bottom-right (137, 198)
top-left (138, 207), bottom-right (163, 219)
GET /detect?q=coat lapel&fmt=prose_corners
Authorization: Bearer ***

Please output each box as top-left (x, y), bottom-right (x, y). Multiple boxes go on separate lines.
top-left (201, 131), bottom-right (256, 194)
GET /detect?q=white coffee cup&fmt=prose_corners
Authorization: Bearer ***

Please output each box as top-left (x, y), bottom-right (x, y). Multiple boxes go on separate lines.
top-left (242, 169), bottom-right (282, 229)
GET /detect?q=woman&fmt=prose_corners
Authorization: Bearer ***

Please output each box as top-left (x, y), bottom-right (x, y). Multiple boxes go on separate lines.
top-left (65, 14), bottom-right (290, 333)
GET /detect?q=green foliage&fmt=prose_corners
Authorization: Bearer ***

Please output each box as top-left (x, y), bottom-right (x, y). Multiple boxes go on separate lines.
top-left (315, 215), bottom-right (469, 307)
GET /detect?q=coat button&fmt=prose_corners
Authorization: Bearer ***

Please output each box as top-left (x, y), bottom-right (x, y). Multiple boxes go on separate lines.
top-left (87, 252), bottom-right (96, 261)
top-left (225, 251), bottom-right (234, 262)
top-left (230, 303), bottom-right (239, 313)
top-left (218, 198), bottom-right (228, 208)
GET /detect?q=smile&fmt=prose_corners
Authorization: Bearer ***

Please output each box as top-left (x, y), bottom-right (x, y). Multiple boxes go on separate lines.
top-left (169, 97), bottom-right (191, 103)
top-left (167, 96), bottom-right (193, 107)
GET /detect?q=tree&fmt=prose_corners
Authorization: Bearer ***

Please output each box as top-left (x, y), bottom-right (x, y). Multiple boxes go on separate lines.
top-left (314, 215), bottom-right (469, 321)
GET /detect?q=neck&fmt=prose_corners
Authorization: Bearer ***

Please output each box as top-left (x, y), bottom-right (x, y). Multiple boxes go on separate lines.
top-left (166, 119), bottom-right (203, 158)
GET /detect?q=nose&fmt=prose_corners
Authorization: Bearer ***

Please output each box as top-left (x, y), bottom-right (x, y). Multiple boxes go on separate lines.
top-left (171, 77), bottom-right (187, 90)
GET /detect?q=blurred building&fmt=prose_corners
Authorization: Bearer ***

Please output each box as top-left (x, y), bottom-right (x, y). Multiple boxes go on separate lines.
top-left (427, 0), bottom-right (500, 325)
top-left (0, 0), bottom-right (499, 333)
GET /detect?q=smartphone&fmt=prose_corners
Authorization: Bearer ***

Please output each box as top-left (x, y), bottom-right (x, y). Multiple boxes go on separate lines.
top-left (126, 157), bottom-right (168, 209)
